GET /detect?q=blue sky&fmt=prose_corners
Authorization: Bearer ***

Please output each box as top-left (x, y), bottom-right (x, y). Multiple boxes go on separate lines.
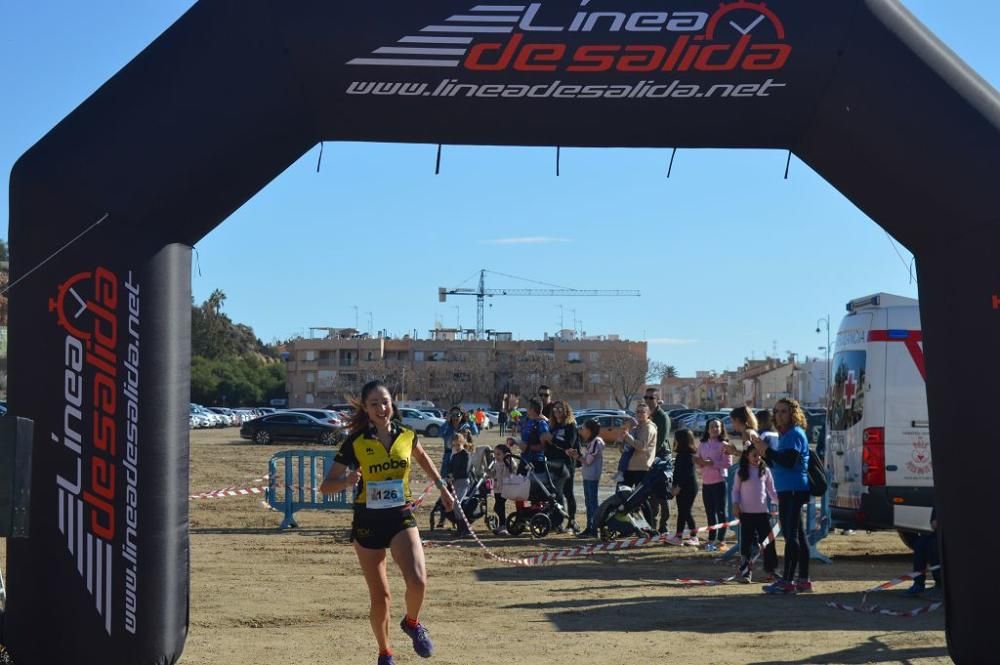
top-left (2, 1), bottom-right (996, 375)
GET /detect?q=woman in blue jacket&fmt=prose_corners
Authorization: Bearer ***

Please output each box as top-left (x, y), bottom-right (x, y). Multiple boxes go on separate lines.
top-left (752, 398), bottom-right (812, 594)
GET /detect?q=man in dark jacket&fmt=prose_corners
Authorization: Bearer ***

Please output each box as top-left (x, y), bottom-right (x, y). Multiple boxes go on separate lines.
top-left (645, 388), bottom-right (671, 458)
top-left (644, 388), bottom-right (673, 531)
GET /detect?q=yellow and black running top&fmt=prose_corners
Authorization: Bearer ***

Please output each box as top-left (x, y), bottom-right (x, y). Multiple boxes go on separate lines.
top-left (335, 422), bottom-right (416, 506)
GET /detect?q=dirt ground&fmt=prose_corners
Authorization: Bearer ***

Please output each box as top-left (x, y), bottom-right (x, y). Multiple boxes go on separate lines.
top-left (4, 427), bottom-right (950, 665)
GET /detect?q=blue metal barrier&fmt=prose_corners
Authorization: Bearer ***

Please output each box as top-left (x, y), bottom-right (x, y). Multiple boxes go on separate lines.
top-left (267, 450), bottom-right (352, 528)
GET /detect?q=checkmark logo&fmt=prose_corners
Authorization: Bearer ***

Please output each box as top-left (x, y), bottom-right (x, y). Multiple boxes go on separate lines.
top-left (730, 14), bottom-right (766, 35)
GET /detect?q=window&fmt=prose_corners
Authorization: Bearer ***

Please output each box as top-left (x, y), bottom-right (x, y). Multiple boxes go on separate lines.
top-left (589, 351), bottom-right (600, 362)
top-left (268, 415), bottom-right (294, 424)
top-left (567, 351), bottom-right (581, 363)
top-left (830, 350), bottom-right (866, 432)
top-left (589, 372), bottom-right (603, 385)
top-left (305, 350), bottom-right (316, 361)
top-left (414, 351), bottom-right (424, 362)
top-left (366, 351), bottom-right (374, 361)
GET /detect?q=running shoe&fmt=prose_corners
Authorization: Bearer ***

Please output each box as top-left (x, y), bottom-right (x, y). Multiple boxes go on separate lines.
top-left (795, 579), bottom-right (814, 593)
top-left (664, 535), bottom-right (684, 546)
top-left (494, 528), bottom-right (510, 536)
top-left (704, 542), bottom-right (718, 552)
top-left (740, 572), bottom-right (753, 584)
top-left (400, 618), bottom-right (434, 658)
top-left (378, 655), bottom-right (395, 665)
top-left (903, 582), bottom-right (925, 596)
top-left (684, 537), bottom-right (700, 546)
top-left (762, 579), bottom-right (797, 595)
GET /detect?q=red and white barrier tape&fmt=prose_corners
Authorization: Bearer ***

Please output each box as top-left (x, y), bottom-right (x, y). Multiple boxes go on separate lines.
top-left (190, 475), bottom-right (271, 499)
top-left (190, 485), bottom-right (270, 500)
top-left (673, 521), bottom-right (781, 586)
top-left (827, 564), bottom-right (943, 617)
top-left (860, 564), bottom-right (942, 604)
top-left (826, 601), bottom-right (943, 617)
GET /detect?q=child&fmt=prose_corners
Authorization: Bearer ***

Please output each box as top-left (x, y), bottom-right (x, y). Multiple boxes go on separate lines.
top-left (670, 429), bottom-right (699, 545)
top-left (732, 446), bottom-right (779, 583)
top-left (578, 419), bottom-right (606, 538)
top-left (612, 417), bottom-right (639, 483)
top-left (489, 444), bottom-right (516, 536)
top-left (695, 419), bottom-right (732, 551)
top-left (449, 432), bottom-right (474, 536)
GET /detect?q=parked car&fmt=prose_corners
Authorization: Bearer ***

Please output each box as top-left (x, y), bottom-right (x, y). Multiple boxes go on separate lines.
top-left (284, 408), bottom-right (345, 428)
top-left (191, 404), bottom-right (226, 428)
top-left (208, 407), bottom-right (240, 426)
top-left (588, 414), bottom-right (635, 444)
top-left (396, 408), bottom-right (445, 437)
top-left (420, 409), bottom-right (447, 420)
top-left (688, 411), bottom-right (729, 435)
top-left (484, 410), bottom-right (500, 427)
top-left (240, 412), bottom-right (340, 445)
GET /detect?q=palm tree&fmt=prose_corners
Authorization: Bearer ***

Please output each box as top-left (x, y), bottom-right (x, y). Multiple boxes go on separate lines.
top-left (663, 365), bottom-right (678, 379)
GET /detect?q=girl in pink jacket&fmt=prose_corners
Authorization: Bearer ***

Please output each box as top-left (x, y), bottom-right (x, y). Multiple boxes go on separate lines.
top-left (732, 446), bottom-right (779, 582)
top-left (695, 419), bottom-right (732, 551)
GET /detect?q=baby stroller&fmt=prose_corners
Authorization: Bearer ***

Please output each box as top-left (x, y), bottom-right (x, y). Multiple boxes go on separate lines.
top-left (429, 454), bottom-right (499, 533)
top-left (503, 453), bottom-right (573, 538)
top-left (596, 457), bottom-right (672, 542)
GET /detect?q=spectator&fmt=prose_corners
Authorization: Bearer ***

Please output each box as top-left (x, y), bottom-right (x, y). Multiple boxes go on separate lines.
top-left (645, 388), bottom-right (673, 533)
top-left (498, 409), bottom-right (509, 437)
top-left (448, 432), bottom-right (474, 537)
top-left (489, 444), bottom-right (516, 536)
top-left (756, 408), bottom-right (779, 448)
top-left (618, 403), bottom-right (657, 488)
top-left (538, 385), bottom-right (555, 420)
top-left (475, 408), bottom-right (486, 431)
top-left (752, 398), bottom-right (812, 594)
top-left (439, 407), bottom-right (478, 477)
top-left (905, 509), bottom-right (942, 596)
top-left (695, 418), bottom-right (732, 551)
top-left (670, 429), bottom-right (700, 545)
top-left (512, 399), bottom-right (549, 466)
top-left (645, 388), bottom-right (672, 457)
top-left (732, 446), bottom-right (779, 583)
top-left (578, 419), bottom-right (605, 538)
top-left (545, 400), bottom-right (582, 532)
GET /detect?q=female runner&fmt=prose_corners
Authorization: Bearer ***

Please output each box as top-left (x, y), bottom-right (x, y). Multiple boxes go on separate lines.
top-left (321, 380), bottom-right (454, 665)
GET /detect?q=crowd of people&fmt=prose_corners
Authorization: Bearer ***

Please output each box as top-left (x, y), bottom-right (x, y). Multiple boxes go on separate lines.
top-left (319, 379), bottom-right (937, 665)
top-left (439, 386), bottom-right (819, 595)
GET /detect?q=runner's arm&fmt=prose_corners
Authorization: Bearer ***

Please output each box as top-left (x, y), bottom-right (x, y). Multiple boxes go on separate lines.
top-left (320, 462), bottom-right (359, 494)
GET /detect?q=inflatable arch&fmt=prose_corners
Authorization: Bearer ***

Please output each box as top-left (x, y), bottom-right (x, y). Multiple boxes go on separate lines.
top-left (5, 1), bottom-right (999, 663)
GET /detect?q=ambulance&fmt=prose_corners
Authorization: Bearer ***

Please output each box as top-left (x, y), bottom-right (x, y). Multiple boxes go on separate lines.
top-left (827, 293), bottom-right (934, 545)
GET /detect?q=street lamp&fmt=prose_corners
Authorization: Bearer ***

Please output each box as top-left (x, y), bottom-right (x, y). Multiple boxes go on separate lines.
top-left (816, 316), bottom-right (831, 406)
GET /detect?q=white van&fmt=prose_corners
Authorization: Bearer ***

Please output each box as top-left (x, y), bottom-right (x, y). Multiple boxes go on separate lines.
top-left (828, 293), bottom-right (933, 543)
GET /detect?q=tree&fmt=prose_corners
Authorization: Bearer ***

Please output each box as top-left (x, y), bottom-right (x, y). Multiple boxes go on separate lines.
top-left (599, 350), bottom-right (664, 410)
top-left (663, 365), bottom-right (679, 379)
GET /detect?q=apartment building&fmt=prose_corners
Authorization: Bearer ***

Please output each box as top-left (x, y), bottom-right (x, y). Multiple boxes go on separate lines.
top-left (284, 327), bottom-right (647, 410)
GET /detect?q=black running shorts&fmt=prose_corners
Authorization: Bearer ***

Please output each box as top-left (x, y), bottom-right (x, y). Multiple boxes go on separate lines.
top-left (351, 506), bottom-right (417, 550)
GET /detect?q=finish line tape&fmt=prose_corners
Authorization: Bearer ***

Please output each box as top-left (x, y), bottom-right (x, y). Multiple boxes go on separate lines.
top-left (423, 517), bottom-right (747, 568)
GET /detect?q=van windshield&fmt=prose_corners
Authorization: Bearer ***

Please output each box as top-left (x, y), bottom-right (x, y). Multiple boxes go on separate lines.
top-left (830, 350), bottom-right (866, 432)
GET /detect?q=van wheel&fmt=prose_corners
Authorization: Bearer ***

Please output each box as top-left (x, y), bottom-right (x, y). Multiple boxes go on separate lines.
top-left (425, 424), bottom-right (440, 437)
top-left (897, 529), bottom-right (920, 551)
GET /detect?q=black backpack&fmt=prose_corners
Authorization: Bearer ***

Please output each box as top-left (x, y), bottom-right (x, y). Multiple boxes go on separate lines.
top-left (807, 448), bottom-right (828, 497)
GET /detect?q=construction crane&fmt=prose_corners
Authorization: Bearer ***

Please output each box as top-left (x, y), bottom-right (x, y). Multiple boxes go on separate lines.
top-left (439, 269), bottom-right (640, 340)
